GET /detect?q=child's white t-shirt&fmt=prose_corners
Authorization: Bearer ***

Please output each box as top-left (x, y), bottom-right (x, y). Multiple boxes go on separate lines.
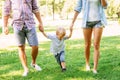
top-left (47, 33), bottom-right (68, 55)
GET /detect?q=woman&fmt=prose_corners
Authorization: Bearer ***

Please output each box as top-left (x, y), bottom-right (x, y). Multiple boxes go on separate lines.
top-left (70, 0), bottom-right (107, 74)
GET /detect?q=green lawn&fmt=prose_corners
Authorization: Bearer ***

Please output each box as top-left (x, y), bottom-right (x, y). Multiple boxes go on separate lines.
top-left (0, 36), bottom-right (120, 80)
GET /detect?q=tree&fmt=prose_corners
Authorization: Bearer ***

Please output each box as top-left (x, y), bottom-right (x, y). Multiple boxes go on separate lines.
top-left (61, 0), bottom-right (77, 19)
top-left (107, 0), bottom-right (120, 18)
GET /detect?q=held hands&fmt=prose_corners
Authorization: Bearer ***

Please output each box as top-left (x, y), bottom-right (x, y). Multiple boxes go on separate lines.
top-left (38, 23), bottom-right (44, 32)
top-left (38, 23), bottom-right (47, 38)
top-left (67, 23), bottom-right (74, 38)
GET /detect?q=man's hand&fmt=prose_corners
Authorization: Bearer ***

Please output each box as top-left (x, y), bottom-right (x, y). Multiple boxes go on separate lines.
top-left (38, 23), bottom-right (44, 32)
top-left (4, 27), bottom-right (9, 35)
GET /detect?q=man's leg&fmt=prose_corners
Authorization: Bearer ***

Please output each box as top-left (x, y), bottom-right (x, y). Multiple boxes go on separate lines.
top-left (31, 46), bottom-right (38, 64)
top-left (13, 27), bottom-right (29, 76)
top-left (26, 27), bottom-right (41, 71)
top-left (18, 45), bottom-right (28, 76)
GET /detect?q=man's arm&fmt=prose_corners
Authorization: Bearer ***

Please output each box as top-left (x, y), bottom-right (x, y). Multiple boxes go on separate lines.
top-left (32, 0), bottom-right (44, 32)
top-left (3, 15), bottom-right (10, 35)
top-left (34, 12), bottom-right (44, 32)
top-left (3, 0), bottom-right (11, 35)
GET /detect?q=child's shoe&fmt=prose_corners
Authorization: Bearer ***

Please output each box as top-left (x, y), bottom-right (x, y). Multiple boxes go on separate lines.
top-left (62, 68), bottom-right (66, 72)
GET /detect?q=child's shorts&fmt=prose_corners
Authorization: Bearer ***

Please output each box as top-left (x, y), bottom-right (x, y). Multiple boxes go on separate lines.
top-left (13, 26), bottom-right (38, 46)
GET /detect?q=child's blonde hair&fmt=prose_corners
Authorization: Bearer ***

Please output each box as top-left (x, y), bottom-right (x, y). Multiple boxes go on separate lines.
top-left (56, 27), bottom-right (66, 36)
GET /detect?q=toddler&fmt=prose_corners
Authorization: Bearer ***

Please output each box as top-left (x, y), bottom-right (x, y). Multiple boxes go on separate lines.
top-left (42, 27), bottom-right (73, 72)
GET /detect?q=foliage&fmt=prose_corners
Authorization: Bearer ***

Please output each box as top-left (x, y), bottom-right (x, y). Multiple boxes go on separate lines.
top-left (107, 0), bottom-right (120, 18)
top-left (0, 36), bottom-right (120, 80)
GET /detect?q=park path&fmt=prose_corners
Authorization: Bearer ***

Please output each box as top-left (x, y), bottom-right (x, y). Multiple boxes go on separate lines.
top-left (0, 20), bottom-right (120, 49)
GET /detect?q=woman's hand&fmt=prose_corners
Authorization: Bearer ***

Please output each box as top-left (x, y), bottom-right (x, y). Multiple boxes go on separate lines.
top-left (70, 23), bottom-right (74, 32)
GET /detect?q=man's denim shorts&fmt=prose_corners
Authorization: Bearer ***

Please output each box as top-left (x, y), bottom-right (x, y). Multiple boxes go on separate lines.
top-left (13, 26), bottom-right (38, 46)
top-left (85, 21), bottom-right (104, 28)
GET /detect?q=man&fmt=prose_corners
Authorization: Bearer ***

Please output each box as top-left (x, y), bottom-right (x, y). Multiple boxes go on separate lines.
top-left (3, 0), bottom-right (44, 76)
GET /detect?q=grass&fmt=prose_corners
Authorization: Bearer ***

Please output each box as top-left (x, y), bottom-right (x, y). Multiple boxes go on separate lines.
top-left (0, 36), bottom-right (120, 80)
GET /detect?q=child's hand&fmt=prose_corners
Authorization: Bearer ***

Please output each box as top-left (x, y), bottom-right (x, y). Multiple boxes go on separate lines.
top-left (42, 31), bottom-right (47, 38)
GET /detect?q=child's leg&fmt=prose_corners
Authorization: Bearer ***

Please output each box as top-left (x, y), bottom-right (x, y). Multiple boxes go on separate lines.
top-left (61, 62), bottom-right (66, 69)
top-left (55, 54), bottom-right (61, 64)
top-left (55, 54), bottom-right (62, 69)
top-left (59, 51), bottom-right (66, 70)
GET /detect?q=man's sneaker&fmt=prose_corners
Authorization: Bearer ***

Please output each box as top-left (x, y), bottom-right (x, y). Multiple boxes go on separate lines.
top-left (22, 71), bottom-right (29, 77)
top-left (31, 63), bottom-right (42, 71)
top-left (93, 69), bottom-right (98, 74)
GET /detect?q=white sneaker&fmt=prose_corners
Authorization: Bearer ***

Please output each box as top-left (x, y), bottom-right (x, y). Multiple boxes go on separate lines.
top-left (22, 71), bottom-right (28, 77)
top-left (86, 66), bottom-right (90, 71)
top-left (93, 69), bottom-right (98, 74)
top-left (31, 63), bottom-right (42, 71)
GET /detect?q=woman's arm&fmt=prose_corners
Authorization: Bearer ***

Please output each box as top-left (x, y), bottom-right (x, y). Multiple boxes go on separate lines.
top-left (70, 0), bottom-right (82, 29)
top-left (67, 27), bottom-right (73, 39)
top-left (68, 30), bottom-right (73, 39)
top-left (71, 11), bottom-right (79, 27)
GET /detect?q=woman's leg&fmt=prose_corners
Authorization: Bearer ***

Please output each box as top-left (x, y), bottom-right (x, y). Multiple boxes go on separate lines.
top-left (83, 28), bottom-right (92, 70)
top-left (93, 28), bottom-right (103, 73)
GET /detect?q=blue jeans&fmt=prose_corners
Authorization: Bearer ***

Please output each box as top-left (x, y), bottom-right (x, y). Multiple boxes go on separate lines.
top-left (55, 51), bottom-right (65, 64)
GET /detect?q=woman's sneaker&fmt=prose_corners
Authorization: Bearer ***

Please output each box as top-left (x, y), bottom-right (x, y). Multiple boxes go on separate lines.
top-left (31, 63), bottom-right (42, 71)
top-left (62, 68), bottom-right (66, 72)
top-left (86, 66), bottom-right (90, 71)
